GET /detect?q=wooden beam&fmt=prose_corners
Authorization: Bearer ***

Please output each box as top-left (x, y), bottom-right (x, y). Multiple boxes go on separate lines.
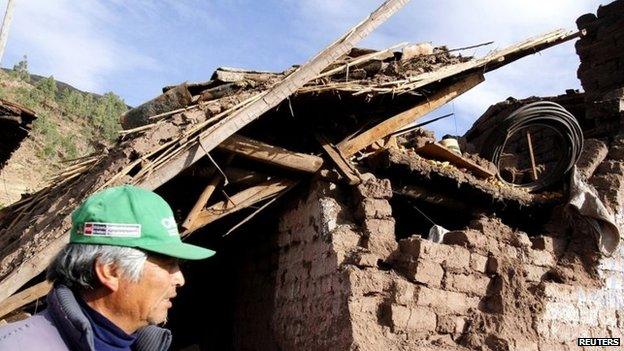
top-left (0, 281), bottom-right (52, 319)
top-left (183, 178), bottom-right (297, 236)
top-left (137, 0), bottom-right (410, 191)
top-left (338, 73), bottom-right (484, 157)
top-left (217, 134), bottom-right (324, 174)
top-left (415, 142), bottom-right (495, 179)
top-left (315, 133), bottom-right (361, 185)
top-left (224, 167), bottom-right (271, 186)
top-left (182, 174), bottom-right (222, 230)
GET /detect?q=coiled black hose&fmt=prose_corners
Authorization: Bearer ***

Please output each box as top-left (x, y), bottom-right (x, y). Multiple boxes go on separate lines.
top-left (481, 101), bottom-right (583, 192)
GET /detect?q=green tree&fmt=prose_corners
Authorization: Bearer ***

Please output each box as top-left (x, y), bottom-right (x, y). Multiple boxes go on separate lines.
top-left (11, 55), bottom-right (29, 81)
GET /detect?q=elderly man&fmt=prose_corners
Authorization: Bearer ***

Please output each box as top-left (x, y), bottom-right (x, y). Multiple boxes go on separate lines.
top-left (0, 185), bottom-right (215, 350)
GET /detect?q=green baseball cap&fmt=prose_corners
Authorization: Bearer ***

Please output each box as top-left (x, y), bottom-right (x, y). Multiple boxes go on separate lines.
top-left (70, 185), bottom-right (215, 260)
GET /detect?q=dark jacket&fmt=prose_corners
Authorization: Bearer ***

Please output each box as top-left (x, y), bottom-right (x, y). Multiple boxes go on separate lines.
top-left (0, 284), bottom-right (171, 351)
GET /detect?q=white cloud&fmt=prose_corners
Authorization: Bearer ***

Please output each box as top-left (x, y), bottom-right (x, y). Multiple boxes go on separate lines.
top-left (2, 0), bottom-right (160, 92)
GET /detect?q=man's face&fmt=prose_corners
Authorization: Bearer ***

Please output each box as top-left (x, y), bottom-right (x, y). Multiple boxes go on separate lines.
top-left (118, 254), bottom-right (185, 328)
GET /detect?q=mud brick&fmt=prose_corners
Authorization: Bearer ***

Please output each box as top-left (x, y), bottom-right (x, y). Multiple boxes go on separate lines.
top-left (399, 236), bottom-right (451, 262)
top-left (364, 230), bottom-right (397, 258)
top-left (543, 302), bottom-right (580, 323)
top-left (525, 265), bottom-right (548, 283)
top-left (508, 232), bottom-right (532, 249)
top-left (363, 218), bottom-right (395, 237)
top-left (470, 253), bottom-right (488, 273)
top-left (415, 286), bottom-right (477, 314)
top-left (442, 229), bottom-right (487, 250)
top-left (278, 230), bottom-right (292, 248)
top-left (354, 178), bottom-right (392, 200)
top-left (542, 283), bottom-right (576, 302)
top-left (598, 309), bottom-right (618, 327)
top-left (390, 304), bottom-right (436, 332)
top-left (513, 339), bottom-right (539, 351)
top-left (353, 252), bottom-right (379, 268)
top-left (530, 236), bottom-right (567, 255)
top-left (445, 273), bottom-right (490, 296)
top-left (579, 305), bottom-right (600, 327)
top-left (549, 321), bottom-right (581, 343)
top-left (331, 226), bottom-right (362, 252)
top-left (442, 246), bottom-right (471, 272)
top-left (528, 249), bottom-right (556, 267)
top-left (408, 259), bottom-right (444, 287)
top-left (392, 279), bottom-right (416, 305)
top-left (436, 314), bottom-right (466, 334)
top-left (356, 198), bottom-right (392, 220)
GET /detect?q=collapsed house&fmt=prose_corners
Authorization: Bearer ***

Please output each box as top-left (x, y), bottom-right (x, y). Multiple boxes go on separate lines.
top-left (1, 0), bottom-right (624, 350)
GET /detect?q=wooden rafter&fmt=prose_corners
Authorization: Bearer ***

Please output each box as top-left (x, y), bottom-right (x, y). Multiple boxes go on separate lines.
top-left (338, 73), bottom-right (484, 157)
top-left (218, 134), bottom-right (323, 174)
top-left (183, 178), bottom-right (297, 236)
top-left (182, 174), bottom-right (222, 230)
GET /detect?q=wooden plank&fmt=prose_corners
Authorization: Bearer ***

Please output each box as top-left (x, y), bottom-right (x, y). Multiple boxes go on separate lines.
top-left (0, 281), bottom-right (52, 319)
top-left (183, 178), bottom-right (297, 235)
top-left (315, 133), bottom-right (361, 185)
top-left (181, 174), bottom-right (222, 230)
top-left (338, 74), bottom-right (484, 157)
top-left (138, 0), bottom-right (410, 191)
top-left (218, 134), bottom-right (324, 174)
top-left (415, 142), bottom-right (495, 179)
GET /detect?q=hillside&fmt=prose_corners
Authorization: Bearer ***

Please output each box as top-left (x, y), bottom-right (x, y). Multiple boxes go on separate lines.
top-left (0, 63), bottom-right (127, 205)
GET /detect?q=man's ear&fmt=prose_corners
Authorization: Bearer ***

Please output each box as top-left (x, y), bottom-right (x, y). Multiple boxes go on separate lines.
top-left (94, 259), bottom-right (121, 292)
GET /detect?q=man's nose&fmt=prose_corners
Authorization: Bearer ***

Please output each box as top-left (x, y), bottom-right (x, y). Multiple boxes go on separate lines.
top-left (172, 267), bottom-right (185, 287)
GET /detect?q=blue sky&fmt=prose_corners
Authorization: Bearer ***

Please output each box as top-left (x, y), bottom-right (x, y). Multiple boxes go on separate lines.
top-left (0, 0), bottom-right (609, 137)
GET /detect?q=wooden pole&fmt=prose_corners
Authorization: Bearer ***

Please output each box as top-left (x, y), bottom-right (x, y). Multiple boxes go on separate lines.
top-left (526, 130), bottom-right (538, 181)
top-left (0, 0), bottom-right (16, 65)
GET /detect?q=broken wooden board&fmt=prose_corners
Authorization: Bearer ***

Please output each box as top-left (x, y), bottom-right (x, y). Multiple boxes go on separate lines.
top-left (338, 73), bottom-right (484, 157)
top-left (183, 178), bottom-right (297, 235)
top-left (415, 142), bottom-right (495, 179)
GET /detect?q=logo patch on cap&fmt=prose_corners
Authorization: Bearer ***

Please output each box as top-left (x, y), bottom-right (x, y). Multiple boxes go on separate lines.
top-left (161, 216), bottom-right (179, 236)
top-left (83, 222), bottom-right (141, 237)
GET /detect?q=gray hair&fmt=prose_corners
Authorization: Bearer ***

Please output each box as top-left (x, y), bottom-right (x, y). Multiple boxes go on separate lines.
top-left (46, 244), bottom-right (148, 290)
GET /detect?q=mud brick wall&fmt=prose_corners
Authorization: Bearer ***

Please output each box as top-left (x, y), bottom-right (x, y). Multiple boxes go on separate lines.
top-left (576, 0), bottom-right (624, 137)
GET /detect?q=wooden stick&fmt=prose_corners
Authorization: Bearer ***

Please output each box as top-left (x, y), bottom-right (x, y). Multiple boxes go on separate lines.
top-left (338, 73), bottom-right (484, 157)
top-left (526, 130), bottom-right (538, 181)
top-left (183, 178), bottom-right (296, 235)
top-left (137, 0), bottom-right (411, 191)
top-left (0, 281), bottom-right (52, 319)
top-left (181, 174), bottom-right (222, 230)
top-left (315, 133), bottom-right (361, 185)
top-left (217, 134), bottom-right (324, 174)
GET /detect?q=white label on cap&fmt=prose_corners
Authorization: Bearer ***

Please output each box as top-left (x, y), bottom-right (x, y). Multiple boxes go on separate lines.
top-left (161, 216), bottom-right (179, 236)
top-left (83, 222), bottom-right (141, 237)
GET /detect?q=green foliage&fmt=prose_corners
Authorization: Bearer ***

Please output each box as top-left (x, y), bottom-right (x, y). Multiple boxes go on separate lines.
top-left (35, 76), bottom-right (57, 101)
top-left (11, 55), bottom-right (30, 82)
top-left (5, 67), bottom-right (128, 163)
top-left (32, 111), bottom-right (61, 158)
